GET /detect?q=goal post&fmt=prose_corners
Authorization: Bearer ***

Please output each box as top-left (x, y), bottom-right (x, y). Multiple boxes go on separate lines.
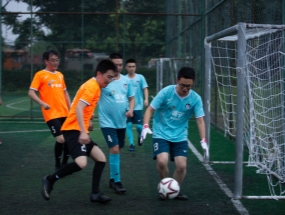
top-left (204, 22), bottom-right (285, 199)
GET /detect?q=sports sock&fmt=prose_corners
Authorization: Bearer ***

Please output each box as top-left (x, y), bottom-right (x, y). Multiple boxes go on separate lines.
top-left (126, 122), bottom-right (134, 145)
top-left (62, 143), bottom-right (70, 165)
top-left (48, 162), bottom-right (82, 184)
top-left (92, 162), bottom-right (105, 194)
top-left (54, 141), bottom-right (63, 167)
top-left (109, 153), bottom-right (120, 182)
top-left (136, 124), bottom-right (143, 137)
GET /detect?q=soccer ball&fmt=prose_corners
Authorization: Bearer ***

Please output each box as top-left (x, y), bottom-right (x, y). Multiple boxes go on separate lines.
top-left (158, 177), bottom-right (180, 199)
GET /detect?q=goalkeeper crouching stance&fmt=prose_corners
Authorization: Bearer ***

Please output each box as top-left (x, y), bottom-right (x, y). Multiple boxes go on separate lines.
top-left (140, 67), bottom-right (209, 200)
top-left (41, 59), bottom-right (117, 203)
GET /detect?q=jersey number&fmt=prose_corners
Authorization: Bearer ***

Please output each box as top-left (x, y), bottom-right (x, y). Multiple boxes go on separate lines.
top-left (51, 126), bottom-right (56, 134)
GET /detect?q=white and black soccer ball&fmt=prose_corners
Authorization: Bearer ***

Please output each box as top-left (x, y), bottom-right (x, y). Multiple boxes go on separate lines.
top-left (158, 177), bottom-right (180, 199)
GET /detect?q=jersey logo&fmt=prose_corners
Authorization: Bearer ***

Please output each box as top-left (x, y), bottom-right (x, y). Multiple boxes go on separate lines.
top-left (48, 80), bottom-right (56, 86)
top-left (185, 104), bottom-right (190, 109)
top-left (123, 84), bottom-right (128, 89)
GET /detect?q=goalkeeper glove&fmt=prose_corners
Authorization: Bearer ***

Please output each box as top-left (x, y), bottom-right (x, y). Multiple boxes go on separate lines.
top-left (139, 124), bottom-right (152, 145)
top-left (200, 138), bottom-right (209, 157)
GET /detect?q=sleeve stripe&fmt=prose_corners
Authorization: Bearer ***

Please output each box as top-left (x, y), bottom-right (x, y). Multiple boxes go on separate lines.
top-left (29, 87), bottom-right (38, 91)
top-left (79, 99), bottom-right (90, 106)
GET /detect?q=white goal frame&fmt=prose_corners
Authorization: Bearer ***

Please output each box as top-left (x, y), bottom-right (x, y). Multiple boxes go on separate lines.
top-left (204, 22), bottom-right (285, 200)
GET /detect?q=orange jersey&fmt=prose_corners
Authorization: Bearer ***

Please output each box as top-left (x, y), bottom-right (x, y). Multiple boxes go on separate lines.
top-left (29, 70), bottom-right (69, 122)
top-left (61, 78), bottom-right (101, 133)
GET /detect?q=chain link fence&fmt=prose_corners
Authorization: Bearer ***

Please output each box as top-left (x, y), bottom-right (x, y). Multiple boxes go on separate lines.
top-left (0, 0), bottom-right (284, 121)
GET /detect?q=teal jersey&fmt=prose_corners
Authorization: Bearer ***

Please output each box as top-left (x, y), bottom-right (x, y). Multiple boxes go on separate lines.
top-left (98, 74), bottom-right (134, 128)
top-left (125, 74), bottom-right (148, 110)
top-left (151, 85), bottom-right (204, 142)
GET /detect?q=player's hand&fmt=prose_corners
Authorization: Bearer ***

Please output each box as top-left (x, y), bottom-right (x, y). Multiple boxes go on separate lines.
top-left (200, 138), bottom-right (209, 157)
top-left (125, 110), bottom-right (133, 118)
top-left (144, 100), bottom-right (149, 107)
top-left (88, 120), bottom-right (93, 131)
top-left (79, 132), bottom-right (91, 144)
top-left (140, 124), bottom-right (152, 145)
top-left (42, 102), bottom-right (50, 110)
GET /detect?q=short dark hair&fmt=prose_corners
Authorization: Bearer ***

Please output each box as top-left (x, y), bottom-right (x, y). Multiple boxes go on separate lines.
top-left (126, 58), bottom-right (136, 64)
top-left (95, 59), bottom-right (117, 76)
top-left (177, 67), bottom-right (195, 81)
top-left (43, 50), bottom-right (59, 61)
top-left (109, 53), bottom-right (123, 60)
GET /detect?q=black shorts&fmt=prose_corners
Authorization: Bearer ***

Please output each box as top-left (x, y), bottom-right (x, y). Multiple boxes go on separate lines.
top-left (62, 130), bottom-right (98, 160)
top-left (46, 117), bottom-right (67, 137)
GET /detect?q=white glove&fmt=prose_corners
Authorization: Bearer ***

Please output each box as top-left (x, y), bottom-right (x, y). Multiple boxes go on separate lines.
top-left (200, 138), bottom-right (209, 157)
top-left (139, 124), bottom-right (153, 145)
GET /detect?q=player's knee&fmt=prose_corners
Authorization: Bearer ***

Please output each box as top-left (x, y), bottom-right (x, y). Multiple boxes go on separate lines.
top-left (76, 160), bottom-right (87, 169)
top-left (176, 163), bottom-right (187, 173)
top-left (157, 160), bottom-right (167, 170)
top-left (56, 135), bottom-right (65, 144)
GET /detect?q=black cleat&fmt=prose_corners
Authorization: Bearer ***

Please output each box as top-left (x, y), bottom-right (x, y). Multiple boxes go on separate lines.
top-left (90, 192), bottom-right (111, 203)
top-left (41, 175), bottom-right (54, 200)
top-left (175, 192), bottom-right (188, 200)
top-left (138, 138), bottom-right (142, 146)
top-left (128, 145), bottom-right (135, 151)
top-left (109, 179), bottom-right (115, 189)
top-left (114, 182), bottom-right (126, 194)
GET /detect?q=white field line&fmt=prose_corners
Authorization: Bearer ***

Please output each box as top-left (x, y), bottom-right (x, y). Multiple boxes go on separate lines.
top-left (6, 99), bottom-right (41, 112)
top-left (188, 140), bottom-right (249, 215)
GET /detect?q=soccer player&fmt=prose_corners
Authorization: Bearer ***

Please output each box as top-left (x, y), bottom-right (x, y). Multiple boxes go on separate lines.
top-left (28, 50), bottom-right (71, 171)
top-left (41, 59), bottom-right (117, 203)
top-left (98, 53), bottom-right (135, 194)
top-left (140, 67), bottom-right (209, 200)
top-left (125, 58), bottom-right (149, 151)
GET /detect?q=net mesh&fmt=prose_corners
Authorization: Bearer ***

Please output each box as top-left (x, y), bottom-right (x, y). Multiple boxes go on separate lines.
top-left (210, 25), bottom-right (285, 196)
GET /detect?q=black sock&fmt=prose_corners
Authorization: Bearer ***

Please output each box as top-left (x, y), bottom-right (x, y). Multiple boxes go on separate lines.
top-left (54, 141), bottom-right (63, 167)
top-left (62, 143), bottom-right (70, 165)
top-left (92, 162), bottom-right (105, 194)
top-left (48, 162), bottom-right (82, 184)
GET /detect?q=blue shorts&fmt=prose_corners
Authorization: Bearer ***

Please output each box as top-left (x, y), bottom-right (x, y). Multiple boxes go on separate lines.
top-left (62, 130), bottom-right (97, 160)
top-left (101, 127), bottom-right (126, 148)
top-left (127, 110), bottom-right (142, 124)
top-left (46, 117), bottom-right (66, 137)
top-left (152, 138), bottom-right (188, 161)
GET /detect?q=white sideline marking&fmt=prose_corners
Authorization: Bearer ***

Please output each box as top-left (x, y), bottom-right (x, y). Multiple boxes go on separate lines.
top-left (188, 140), bottom-right (249, 215)
top-left (6, 99), bottom-right (40, 112)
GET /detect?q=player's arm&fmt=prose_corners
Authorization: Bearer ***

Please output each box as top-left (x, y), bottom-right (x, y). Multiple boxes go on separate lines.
top-left (76, 101), bottom-right (90, 144)
top-left (143, 87), bottom-right (149, 107)
top-left (126, 96), bottom-right (135, 118)
top-left (88, 113), bottom-right (94, 131)
top-left (64, 89), bottom-right (71, 110)
top-left (28, 89), bottom-right (50, 110)
top-left (0, 97), bottom-right (2, 105)
top-left (140, 105), bottom-right (154, 144)
top-left (196, 116), bottom-right (209, 157)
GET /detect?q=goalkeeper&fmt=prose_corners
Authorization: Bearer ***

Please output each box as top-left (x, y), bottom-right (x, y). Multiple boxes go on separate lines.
top-left (140, 67), bottom-right (208, 200)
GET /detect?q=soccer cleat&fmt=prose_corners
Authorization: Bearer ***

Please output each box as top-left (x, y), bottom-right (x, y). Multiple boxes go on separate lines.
top-left (109, 179), bottom-right (115, 189)
top-left (41, 175), bottom-right (54, 200)
top-left (113, 182), bottom-right (126, 194)
top-left (90, 192), bottom-right (111, 203)
top-left (138, 138), bottom-right (142, 146)
top-left (128, 145), bottom-right (135, 151)
top-left (175, 192), bottom-right (188, 200)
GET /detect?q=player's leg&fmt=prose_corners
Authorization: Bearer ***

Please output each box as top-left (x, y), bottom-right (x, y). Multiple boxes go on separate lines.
top-left (101, 127), bottom-right (126, 193)
top-left (41, 130), bottom-right (85, 201)
top-left (88, 141), bottom-right (111, 203)
top-left (134, 110), bottom-right (143, 146)
top-left (47, 118), bottom-right (65, 171)
top-left (172, 140), bottom-right (188, 200)
top-left (153, 138), bottom-right (170, 179)
top-left (58, 117), bottom-right (70, 166)
top-left (126, 117), bottom-right (135, 151)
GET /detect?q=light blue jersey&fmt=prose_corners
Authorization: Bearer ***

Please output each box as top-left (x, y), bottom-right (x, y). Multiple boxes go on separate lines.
top-left (125, 74), bottom-right (148, 110)
top-left (151, 85), bottom-right (204, 142)
top-left (98, 74), bottom-right (134, 128)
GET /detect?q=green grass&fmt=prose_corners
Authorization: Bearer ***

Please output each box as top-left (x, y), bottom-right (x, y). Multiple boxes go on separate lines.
top-left (0, 120), bottom-right (285, 215)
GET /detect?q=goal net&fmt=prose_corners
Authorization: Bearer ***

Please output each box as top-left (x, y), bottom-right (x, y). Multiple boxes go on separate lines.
top-left (205, 23), bottom-right (285, 198)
